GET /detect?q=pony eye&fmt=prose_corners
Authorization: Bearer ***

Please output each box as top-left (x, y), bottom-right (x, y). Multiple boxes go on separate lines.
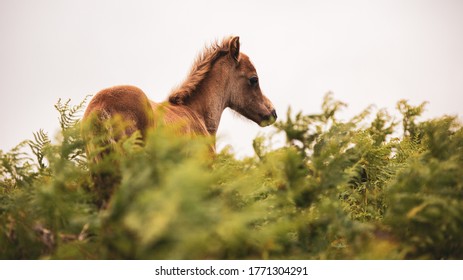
top-left (249, 76), bottom-right (259, 86)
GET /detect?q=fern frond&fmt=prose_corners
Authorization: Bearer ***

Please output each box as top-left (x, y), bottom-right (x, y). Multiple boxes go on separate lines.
top-left (0, 141), bottom-right (35, 190)
top-left (54, 95), bottom-right (91, 131)
top-left (28, 129), bottom-right (51, 170)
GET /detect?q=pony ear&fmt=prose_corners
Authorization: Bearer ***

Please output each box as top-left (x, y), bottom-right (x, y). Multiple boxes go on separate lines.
top-left (229, 36), bottom-right (240, 61)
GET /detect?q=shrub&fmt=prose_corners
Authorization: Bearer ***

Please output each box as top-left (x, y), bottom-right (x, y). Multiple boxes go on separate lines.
top-left (1, 94), bottom-right (461, 259)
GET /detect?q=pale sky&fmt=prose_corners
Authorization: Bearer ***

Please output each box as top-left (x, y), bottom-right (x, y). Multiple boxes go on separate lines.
top-left (1, 0), bottom-right (462, 157)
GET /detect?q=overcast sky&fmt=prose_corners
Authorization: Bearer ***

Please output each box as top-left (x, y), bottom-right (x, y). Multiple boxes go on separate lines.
top-left (1, 0), bottom-right (462, 157)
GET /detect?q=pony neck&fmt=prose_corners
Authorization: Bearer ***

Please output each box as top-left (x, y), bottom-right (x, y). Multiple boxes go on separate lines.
top-left (187, 79), bottom-right (228, 135)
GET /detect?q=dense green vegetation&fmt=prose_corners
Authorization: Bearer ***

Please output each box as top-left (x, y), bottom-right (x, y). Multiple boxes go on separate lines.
top-left (1, 94), bottom-right (462, 259)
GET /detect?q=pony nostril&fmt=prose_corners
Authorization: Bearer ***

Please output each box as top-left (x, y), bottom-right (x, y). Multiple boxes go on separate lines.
top-left (259, 109), bottom-right (277, 126)
top-left (271, 109), bottom-right (277, 120)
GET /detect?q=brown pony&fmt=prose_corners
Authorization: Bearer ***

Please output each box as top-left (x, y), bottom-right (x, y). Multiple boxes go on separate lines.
top-left (83, 36), bottom-right (277, 149)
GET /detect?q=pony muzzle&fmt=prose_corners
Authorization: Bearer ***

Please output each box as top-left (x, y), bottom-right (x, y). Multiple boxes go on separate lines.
top-left (259, 109), bottom-right (277, 126)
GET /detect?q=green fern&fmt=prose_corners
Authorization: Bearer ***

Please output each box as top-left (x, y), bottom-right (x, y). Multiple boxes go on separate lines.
top-left (1, 94), bottom-right (462, 260)
top-left (28, 129), bottom-right (51, 170)
top-left (54, 95), bottom-right (90, 131)
top-left (54, 96), bottom-right (90, 167)
top-left (0, 141), bottom-right (35, 190)
top-left (397, 99), bottom-right (428, 138)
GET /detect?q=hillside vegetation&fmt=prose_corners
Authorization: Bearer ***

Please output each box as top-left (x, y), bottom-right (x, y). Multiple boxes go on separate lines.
top-left (1, 94), bottom-right (462, 259)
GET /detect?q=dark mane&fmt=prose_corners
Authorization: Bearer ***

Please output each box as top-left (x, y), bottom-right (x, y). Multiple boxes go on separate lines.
top-left (168, 37), bottom-right (234, 105)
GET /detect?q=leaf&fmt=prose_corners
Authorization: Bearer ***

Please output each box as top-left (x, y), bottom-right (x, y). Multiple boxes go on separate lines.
top-left (406, 203), bottom-right (428, 219)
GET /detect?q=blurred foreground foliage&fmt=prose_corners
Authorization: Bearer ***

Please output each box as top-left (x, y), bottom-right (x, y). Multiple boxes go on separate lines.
top-left (1, 93), bottom-right (462, 259)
